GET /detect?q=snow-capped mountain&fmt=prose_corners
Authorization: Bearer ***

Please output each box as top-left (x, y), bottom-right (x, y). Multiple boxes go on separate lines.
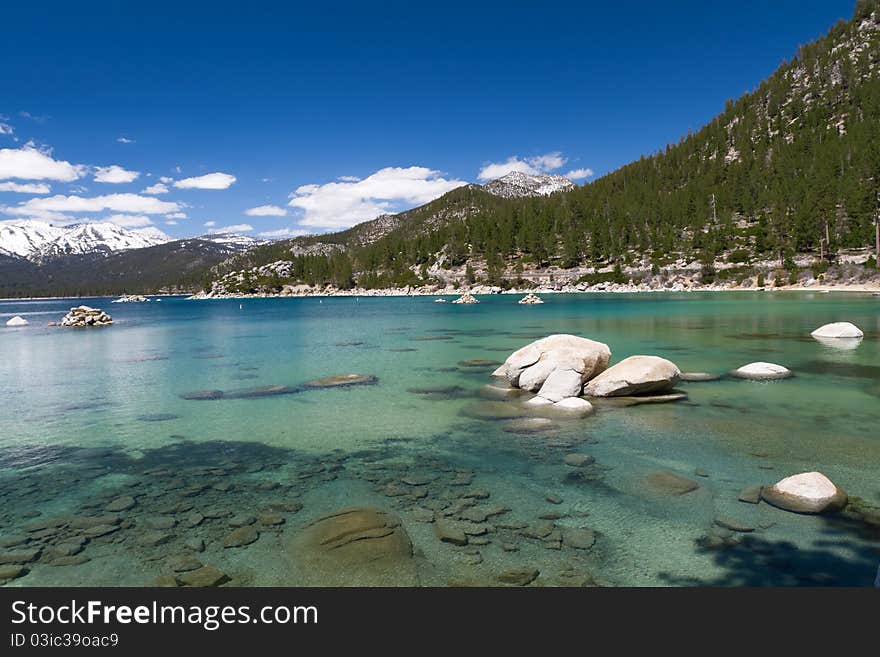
top-left (0, 220), bottom-right (66, 259)
top-left (198, 232), bottom-right (266, 249)
top-left (482, 171), bottom-right (577, 198)
top-left (0, 220), bottom-right (170, 261)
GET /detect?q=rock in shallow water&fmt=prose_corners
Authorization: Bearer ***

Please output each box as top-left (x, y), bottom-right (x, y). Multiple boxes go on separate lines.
top-left (679, 372), bottom-right (721, 382)
top-left (645, 471), bottom-right (699, 496)
top-left (811, 322), bottom-right (863, 339)
top-left (729, 362), bottom-right (792, 380)
top-left (289, 507), bottom-right (416, 586)
top-left (502, 417), bottom-right (558, 434)
top-left (304, 374), bottom-right (378, 389)
top-left (223, 526), bottom-right (259, 548)
top-left (497, 568), bottom-right (539, 586)
top-left (178, 566), bottom-right (229, 587)
top-left (583, 355), bottom-right (681, 397)
top-left (495, 334), bottom-right (612, 401)
top-left (760, 471), bottom-right (847, 514)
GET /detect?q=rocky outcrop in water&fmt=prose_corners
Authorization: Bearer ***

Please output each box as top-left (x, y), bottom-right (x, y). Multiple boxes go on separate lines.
top-left (518, 293), bottom-right (543, 304)
top-left (112, 294), bottom-right (150, 303)
top-left (5, 316), bottom-right (28, 327)
top-left (494, 334), bottom-right (611, 402)
top-left (811, 322), bottom-right (863, 339)
top-left (583, 355), bottom-right (681, 397)
top-left (61, 306), bottom-right (113, 327)
top-left (761, 472), bottom-right (847, 514)
top-left (729, 362), bottom-right (792, 380)
top-left (452, 292), bottom-right (479, 304)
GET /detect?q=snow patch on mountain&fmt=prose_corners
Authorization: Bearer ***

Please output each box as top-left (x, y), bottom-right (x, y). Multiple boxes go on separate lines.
top-left (482, 171), bottom-right (577, 198)
top-left (198, 232), bottom-right (266, 249)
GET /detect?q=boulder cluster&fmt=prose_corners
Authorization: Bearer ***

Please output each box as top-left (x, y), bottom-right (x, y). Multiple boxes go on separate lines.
top-left (112, 294), bottom-right (150, 303)
top-left (518, 293), bottom-right (543, 305)
top-left (493, 334), bottom-right (681, 411)
top-left (452, 292), bottom-right (479, 304)
top-left (61, 306), bottom-right (113, 328)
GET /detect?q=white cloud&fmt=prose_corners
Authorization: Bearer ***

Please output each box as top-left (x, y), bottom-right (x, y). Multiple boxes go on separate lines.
top-left (94, 165), bottom-right (140, 184)
top-left (0, 181), bottom-right (51, 194)
top-left (477, 152), bottom-right (567, 181)
top-left (165, 211), bottom-right (187, 219)
top-left (103, 213), bottom-right (153, 227)
top-left (203, 221), bottom-right (216, 227)
top-left (0, 123), bottom-right (12, 135)
top-left (2, 193), bottom-right (181, 218)
top-left (159, 176), bottom-right (173, 183)
top-left (288, 166), bottom-right (466, 230)
top-left (565, 168), bottom-right (594, 180)
top-left (165, 220), bottom-right (178, 226)
top-left (258, 228), bottom-right (310, 238)
top-left (211, 223), bottom-right (253, 233)
top-left (337, 175), bottom-right (360, 182)
top-left (19, 111), bottom-right (49, 122)
top-left (245, 204), bottom-right (287, 217)
top-left (116, 137), bottom-right (135, 144)
top-left (0, 144), bottom-right (86, 181)
top-left (174, 172), bottom-right (235, 190)
top-left (142, 183), bottom-right (169, 195)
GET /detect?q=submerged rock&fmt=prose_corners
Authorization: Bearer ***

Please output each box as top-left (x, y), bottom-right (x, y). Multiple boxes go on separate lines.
top-left (729, 362), bottom-right (792, 380)
top-left (224, 385), bottom-right (300, 399)
top-left (583, 355), bottom-right (680, 397)
top-left (0, 565), bottom-right (26, 582)
top-left (562, 527), bottom-right (596, 550)
top-left (180, 389), bottom-right (225, 400)
top-left (223, 526), bottom-right (260, 548)
top-left (178, 565), bottom-right (230, 587)
top-left (497, 568), bottom-right (539, 586)
top-left (761, 471), bottom-right (847, 514)
top-left (502, 417), bottom-right (558, 434)
top-left (645, 471), bottom-right (699, 496)
top-left (290, 507), bottom-right (416, 586)
top-left (495, 334), bottom-right (612, 402)
top-left (679, 372), bottom-right (721, 382)
top-left (304, 373), bottom-right (378, 389)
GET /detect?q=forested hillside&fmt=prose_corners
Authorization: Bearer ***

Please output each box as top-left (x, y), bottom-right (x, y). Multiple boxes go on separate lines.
top-left (205, 0), bottom-right (880, 294)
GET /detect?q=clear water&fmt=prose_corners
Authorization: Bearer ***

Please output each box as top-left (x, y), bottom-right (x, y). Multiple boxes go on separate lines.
top-left (1, 292), bottom-right (878, 586)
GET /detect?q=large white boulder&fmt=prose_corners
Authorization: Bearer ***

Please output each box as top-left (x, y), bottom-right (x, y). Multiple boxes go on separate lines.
top-left (761, 472), bottom-right (847, 514)
top-left (5, 316), bottom-right (28, 327)
top-left (583, 355), bottom-right (680, 397)
top-left (730, 362), bottom-right (792, 380)
top-left (810, 322), bottom-right (863, 339)
top-left (496, 334), bottom-right (611, 401)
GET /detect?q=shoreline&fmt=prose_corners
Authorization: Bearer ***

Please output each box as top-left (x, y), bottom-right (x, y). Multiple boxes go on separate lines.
top-left (185, 281), bottom-right (880, 300)
top-left (3, 284), bottom-right (879, 303)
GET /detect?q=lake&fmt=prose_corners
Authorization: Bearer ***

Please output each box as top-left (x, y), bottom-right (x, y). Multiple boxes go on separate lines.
top-left (1, 292), bottom-right (879, 586)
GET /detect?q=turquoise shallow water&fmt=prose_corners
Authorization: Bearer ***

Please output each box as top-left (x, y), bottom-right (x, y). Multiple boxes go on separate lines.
top-left (0, 292), bottom-right (879, 586)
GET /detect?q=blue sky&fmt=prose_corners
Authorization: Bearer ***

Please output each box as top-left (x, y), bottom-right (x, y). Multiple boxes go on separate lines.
top-left (0, 0), bottom-right (858, 239)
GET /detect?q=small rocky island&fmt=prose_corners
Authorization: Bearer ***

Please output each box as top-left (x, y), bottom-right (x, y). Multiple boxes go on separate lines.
top-left (112, 294), bottom-right (150, 303)
top-left (60, 306), bottom-right (113, 327)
